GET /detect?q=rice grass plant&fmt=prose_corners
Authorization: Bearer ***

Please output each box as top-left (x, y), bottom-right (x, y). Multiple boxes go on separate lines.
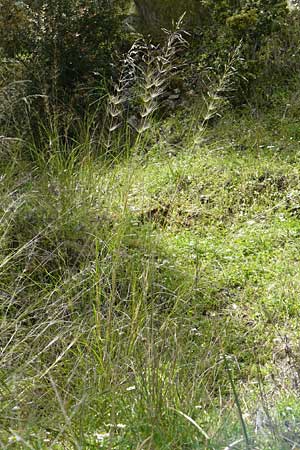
top-left (105, 16), bottom-right (188, 153)
top-left (190, 42), bottom-right (243, 147)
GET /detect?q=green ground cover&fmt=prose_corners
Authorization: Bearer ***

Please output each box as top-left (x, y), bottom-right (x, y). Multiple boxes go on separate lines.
top-left (2, 98), bottom-right (300, 449)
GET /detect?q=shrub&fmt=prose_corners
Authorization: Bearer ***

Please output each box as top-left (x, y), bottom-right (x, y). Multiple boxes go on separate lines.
top-left (246, 10), bottom-right (300, 104)
top-left (134, 0), bottom-right (287, 40)
top-left (195, 1), bottom-right (289, 105)
top-left (134, 0), bottom-right (209, 39)
top-left (0, 0), bottom-right (131, 112)
top-left (0, 1), bottom-right (30, 58)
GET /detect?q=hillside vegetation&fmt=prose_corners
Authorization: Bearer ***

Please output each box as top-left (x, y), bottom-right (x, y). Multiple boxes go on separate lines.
top-left (2, 1), bottom-right (300, 449)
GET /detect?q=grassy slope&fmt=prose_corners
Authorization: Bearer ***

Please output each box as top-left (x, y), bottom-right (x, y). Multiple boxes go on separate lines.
top-left (2, 101), bottom-right (300, 449)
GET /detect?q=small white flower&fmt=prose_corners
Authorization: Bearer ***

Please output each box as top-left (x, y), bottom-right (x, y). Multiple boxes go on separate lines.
top-left (126, 385), bottom-right (136, 391)
top-left (8, 435), bottom-right (22, 443)
top-left (94, 432), bottom-right (110, 442)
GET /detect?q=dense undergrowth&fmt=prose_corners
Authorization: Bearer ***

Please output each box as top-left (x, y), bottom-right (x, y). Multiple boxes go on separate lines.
top-left (2, 89), bottom-right (300, 448)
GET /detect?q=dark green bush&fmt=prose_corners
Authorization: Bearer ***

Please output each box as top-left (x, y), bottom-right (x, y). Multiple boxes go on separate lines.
top-left (134, 0), bottom-right (209, 39)
top-left (193, 1), bottom-right (289, 104)
top-left (134, 0), bottom-right (287, 40)
top-left (0, 0), bottom-right (131, 112)
top-left (246, 10), bottom-right (300, 104)
top-left (0, 1), bottom-right (30, 57)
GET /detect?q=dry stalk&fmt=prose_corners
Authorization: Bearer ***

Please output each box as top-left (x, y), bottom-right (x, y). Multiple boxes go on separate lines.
top-left (200, 42), bottom-right (243, 132)
top-left (105, 15), bottom-right (188, 150)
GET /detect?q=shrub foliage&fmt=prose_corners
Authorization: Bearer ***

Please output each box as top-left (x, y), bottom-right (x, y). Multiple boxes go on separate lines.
top-left (0, 0), bottom-right (130, 106)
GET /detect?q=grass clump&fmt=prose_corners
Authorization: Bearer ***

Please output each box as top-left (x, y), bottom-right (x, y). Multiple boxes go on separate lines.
top-left (1, 100), bottom-right (300, 448)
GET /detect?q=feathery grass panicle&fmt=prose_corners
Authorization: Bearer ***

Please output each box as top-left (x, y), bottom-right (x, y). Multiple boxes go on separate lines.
top-left (192, 41), bottom-right (243, 146)
top-left (105, 17), bottom-right (188, 153)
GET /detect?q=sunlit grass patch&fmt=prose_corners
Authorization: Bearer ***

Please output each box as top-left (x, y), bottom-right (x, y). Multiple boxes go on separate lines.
top-left (2, 102), bottom-right (300, 448)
